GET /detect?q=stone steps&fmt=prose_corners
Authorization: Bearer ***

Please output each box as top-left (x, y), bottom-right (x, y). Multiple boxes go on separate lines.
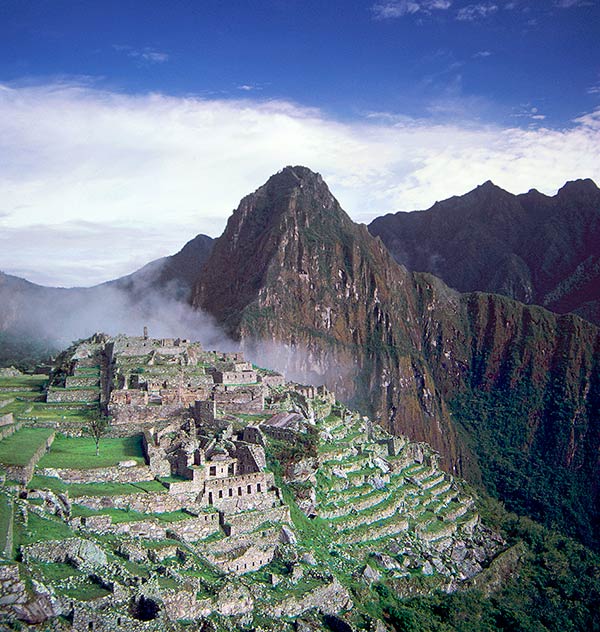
top-left (320, 454), bottom-right (372, 476)
top-left (339, 511), bottom-right (409, 545)
top-left (330, 483), bottom-right (411, 531)
top-left (420, 472), bottom-right (446, 491)
top-left (427, 479), bottom-right (452, 497)
top-left (318, 488), bottom-right (390, 519)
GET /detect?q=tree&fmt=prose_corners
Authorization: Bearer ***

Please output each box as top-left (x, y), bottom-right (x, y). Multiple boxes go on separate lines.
top-left (87, 415), bottom-right (109, 457)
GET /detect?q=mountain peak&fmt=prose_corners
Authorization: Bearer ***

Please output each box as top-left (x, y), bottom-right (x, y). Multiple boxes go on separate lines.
top-left (557, 178), bottom-right (599, 198)
top-left (192, 167), bottom-right (355, 331)
top-left (253, 165), bottom-right (333, 211)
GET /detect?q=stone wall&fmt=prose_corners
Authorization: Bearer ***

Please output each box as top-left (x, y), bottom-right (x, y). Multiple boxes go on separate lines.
top-left (213, 370), bottom-right (257, 385)
top-left (65, 376), bottom-right (99, 388)
top-left (37, 463), bottom-right (153, 484)
top-left (213, 384), bottom-right (264, 414)
top-left (267, 578), bottom-right (352, 618)
top-left (75, 511), bottom-right (220, 542)
top-left (0, 564), bottom-right (27, 612)
top-left (339, 517), bottom-right (409, 545)
top-left (108, 403), bottom-right (184, 425)
top-left (0, 412), bottom-right (14, 428)
top-left (234, 443), bottom-right (266, 474)
top-left (0, 420), bottom-right (20, 442)
top-left (72, 602), bottom-right (160, 632)
top-left (218, 543), bottom-right (276, 574)
top-left (73, 491), bottom-right (195, 514)
top-left (192, 399), bottom-right (216, 424)
top-left (22, 538), bottom-right (108, 569)
top-left (161, 589), bottom-right (212, 621)
top-left (224, 505), bottom-right (291, 536)
top-left (259, 374), bottom-right (286, 387)
top-left (240, 426), bottom-right (265, 446)
top-left (1, 497), bottom-right (14, 558)
top-left (202, 471), bottom-right (276, 512)
top-left (47, 388), bottom-right (99, 403)
top-left (141, 431), bottom-right (170, 477)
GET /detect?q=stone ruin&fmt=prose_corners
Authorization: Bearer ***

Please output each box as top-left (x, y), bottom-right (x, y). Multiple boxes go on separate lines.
top-left (0, 332), bottom-right (507, 631)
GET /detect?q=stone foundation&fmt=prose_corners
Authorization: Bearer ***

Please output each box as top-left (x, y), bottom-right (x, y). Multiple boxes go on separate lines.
top-left (38, 464), bottom-right (153, 484)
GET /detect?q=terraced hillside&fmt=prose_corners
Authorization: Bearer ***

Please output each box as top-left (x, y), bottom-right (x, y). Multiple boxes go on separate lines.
top-left (0, 334), bottom-right (504, 631)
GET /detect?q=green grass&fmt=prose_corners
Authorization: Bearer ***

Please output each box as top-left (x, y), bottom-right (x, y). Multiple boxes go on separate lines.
top-left (0, 494), bottom-right (12, 557)
top-left (28, 475), bottom-right (166, 497)
top-left (20, 402), bottom-right (99, 425)
top-left (0, 375), bottom-right (47, 390)
top-left (20, 512), bottom-right (74, 544)
top-left (71, 505), bottom-right (194, 524)
top-left (0, 427), bottom-right (54, 466)
top-left (34, 561), bottom-right (83, 581)
top-left (59, 580), bottom-right (111, 601)
top-left (37, 434), bottom-right (145, 468)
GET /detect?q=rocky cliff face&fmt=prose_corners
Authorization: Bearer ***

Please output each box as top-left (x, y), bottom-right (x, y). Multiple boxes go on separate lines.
top-left (368, 178), bottom-right (600, 326)
top-left (193, 167), bottom-right (464, 471)
top-left (193, 167), bottom-right (600, 547)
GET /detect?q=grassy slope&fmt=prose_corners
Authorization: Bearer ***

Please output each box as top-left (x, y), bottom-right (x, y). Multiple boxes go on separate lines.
top-left (37, 435), bottom-right (146, 469)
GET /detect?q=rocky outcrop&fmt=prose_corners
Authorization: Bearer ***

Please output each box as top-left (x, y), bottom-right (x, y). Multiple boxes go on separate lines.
top-left (23, 537), bottom-right (108, 570)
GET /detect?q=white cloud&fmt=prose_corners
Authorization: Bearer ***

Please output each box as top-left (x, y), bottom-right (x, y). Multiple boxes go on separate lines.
top-left (113, 45), bottom-right (169, 63)
top-left (474, 50), bottom-right (492, 57)
top-left (457, 3), bottom-right (499, 20)
top-left (0, 82), bottom-right (599, 286)
top-left (372, 0), bottom-right (451, 19)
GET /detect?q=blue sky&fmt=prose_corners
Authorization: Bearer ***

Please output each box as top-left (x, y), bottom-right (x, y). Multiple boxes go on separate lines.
top-left (1, 1), bottom-right (600, 285)
top-left (3, 0), bottom-right (599, 125)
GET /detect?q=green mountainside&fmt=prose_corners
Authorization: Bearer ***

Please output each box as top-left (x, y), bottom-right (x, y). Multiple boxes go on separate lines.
top-left (192, 167), bottom-right (600, 550)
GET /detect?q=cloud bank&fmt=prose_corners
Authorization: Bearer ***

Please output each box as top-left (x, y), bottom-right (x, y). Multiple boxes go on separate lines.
top-left (1, 82), bottom-right (599, 286)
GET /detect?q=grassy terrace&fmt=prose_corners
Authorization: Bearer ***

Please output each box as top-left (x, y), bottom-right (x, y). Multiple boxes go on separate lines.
top-left (0, 427), bottom-right (54, 466)
top-left (73, 367), bottom-right (101, 376)
top-left (28, 475), bottom-right (166, 497)
top-left (37, 434), bottom-right (145, 469)
top-left (70, 505), bottom-right (193, 524)
top-left (0, 375), bottom-right (48, 390)
top-left (60, 580), bottom-right (111, 601)
top-left (20, 512), bottom-right (74, 545)
top-left (17, 402), bottom-right (99, 424)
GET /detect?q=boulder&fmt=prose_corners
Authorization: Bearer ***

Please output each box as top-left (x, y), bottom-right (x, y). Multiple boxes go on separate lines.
top-left (279, 525), bottom-right (298, 545)
top-left (362, 565), bottom-right (381, 583)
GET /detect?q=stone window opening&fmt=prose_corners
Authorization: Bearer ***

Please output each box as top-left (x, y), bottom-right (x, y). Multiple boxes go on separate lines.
top-left (89, 623), bottom-right (93, 631)
top-left (218, 490), bottom-right (223, 499)
top-left (208, 492), bottom-right (213, 505)
top-left (238, 486), bottom-right (242, 496)
top-left (247, 484), bottom-right (252, 494)
top-left (229, 488), bottom-right (233, 497)
top-left (257, 483), bottom-right (261, 492)
top-left (209, 466), bottom-right (216, 476)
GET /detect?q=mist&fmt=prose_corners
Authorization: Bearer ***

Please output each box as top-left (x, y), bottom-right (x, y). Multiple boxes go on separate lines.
top-left (0, 265), bottom-right (338, 390)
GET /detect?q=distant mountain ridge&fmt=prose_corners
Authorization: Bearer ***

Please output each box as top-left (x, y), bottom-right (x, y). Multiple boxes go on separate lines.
top-left (0, 233), bottom-right (214, 363)
top-left (368, 178), bottom-right (600, 326)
